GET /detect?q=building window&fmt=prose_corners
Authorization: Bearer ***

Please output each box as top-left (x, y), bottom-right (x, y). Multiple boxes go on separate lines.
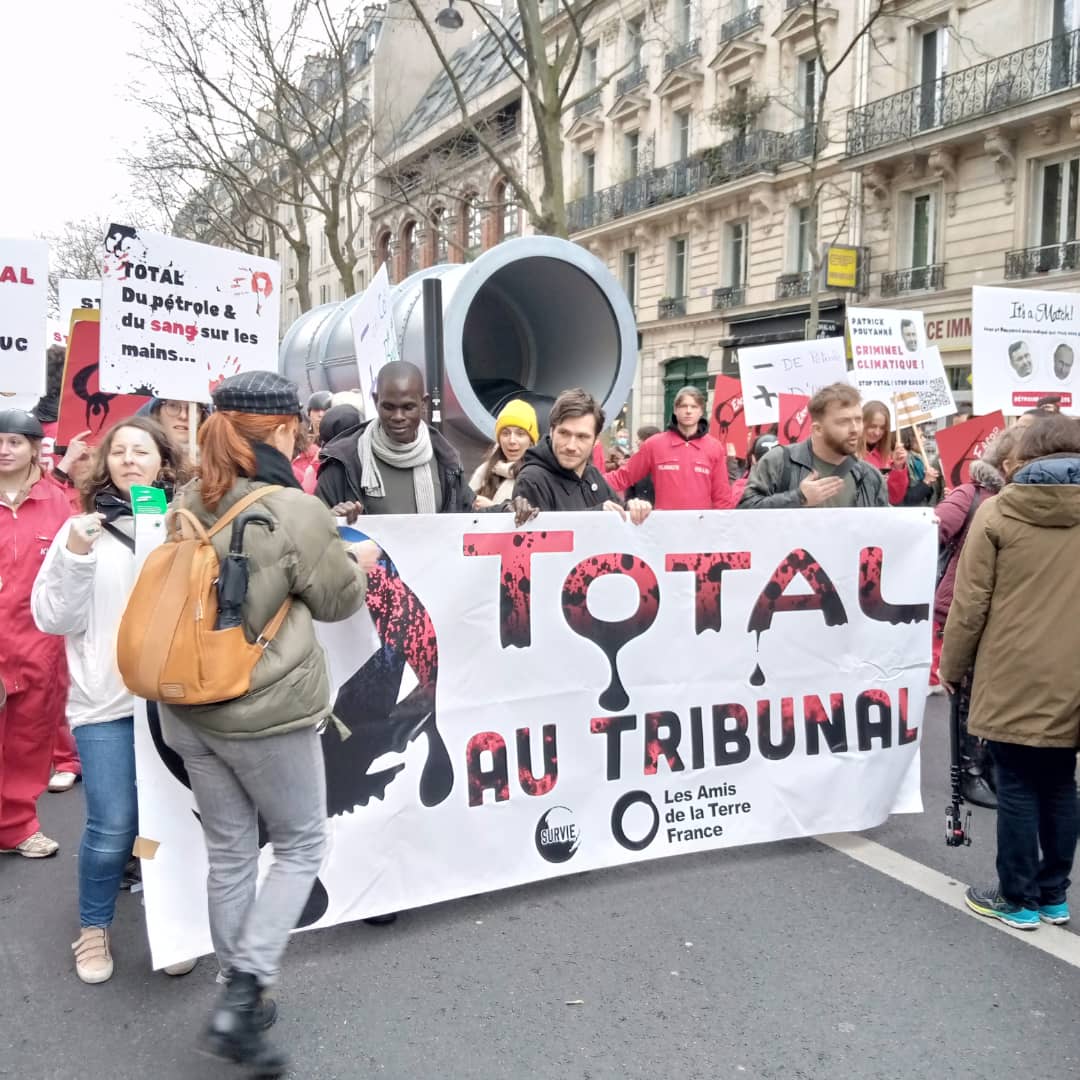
top-left (267, 227), bottom-right (277, 259)
top-left (798, 54), bottom-right (819, 126)
top-left (584, 43), bottom-right (599, 89)
top-left (320, 229), bottom-right (328, 265)
top-left (627, 18), bottom-right (644, 69)
top-left (789, 205), bottom-right (812, 273)
top-left (904, 190), bottom-right (938, 268)
top-left (669, 235), bottom-right (688, 297)
top-left (582, 150), bottom-right (597, 197)
top-left (725, 219), bottom-right (748, 286)
top-left (319, 282), bottom-right (330, 305)
top-left (673, 109), bottom-right (691, 160)
top-left (622, 249), bottom-right (638, 305)
top-left (624, 131), bottom-right (640, 178)
top-left (676, 0), bottom-right (694, 45)
top-left (730, 82), bottom-right (752, 139)
top-left (403, 221), bottom-right (419, 274)
top-left (1034, 155), bottom-right (1080, 248)
top-left (916, 24), bottom-right (948, 131)
top-left (497, 181), bottom-right (519, 239)
top-left (433, 207), bottom-right (449, 262)
top-left (465, 194), bottom-right (482, 251)
top-left (355, 271), bottom-right (365, 293)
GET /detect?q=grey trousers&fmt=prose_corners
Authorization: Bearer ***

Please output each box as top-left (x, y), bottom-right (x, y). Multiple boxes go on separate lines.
top-left (160, 712), bottom-right (327, 986)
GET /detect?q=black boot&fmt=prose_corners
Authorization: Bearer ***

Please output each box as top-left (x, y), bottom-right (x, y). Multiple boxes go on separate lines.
top-left (199, 972), bottom-right (288, 1077)
top-left (962, 770), bottom-right (998, 810)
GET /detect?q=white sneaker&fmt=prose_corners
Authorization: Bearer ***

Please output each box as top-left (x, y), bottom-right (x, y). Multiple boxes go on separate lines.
top-left (73, 927), bottom-right (113, 984)
top-left (48, 771), bottom-right (79, 792)
top-left (0, 830), bottom-right (59, 858)
top-left (163, 958), bottom-right (197, 977)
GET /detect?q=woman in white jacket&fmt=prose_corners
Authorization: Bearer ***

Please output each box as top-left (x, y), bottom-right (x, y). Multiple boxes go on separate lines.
top-left (31, 416), bottom-right (188, 985)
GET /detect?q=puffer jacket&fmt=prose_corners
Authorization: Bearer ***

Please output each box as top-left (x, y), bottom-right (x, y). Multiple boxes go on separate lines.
top-left (940, 454), bottom-right (1080, 748)
top-left (513, 436), bottom-right (618, 510)
top-left (163, 457), bottom-right (367, 739)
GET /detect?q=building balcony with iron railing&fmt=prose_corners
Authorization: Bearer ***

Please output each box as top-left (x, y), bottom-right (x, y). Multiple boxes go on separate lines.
top-left (720, 6), bottom-right (762, 43)
top-left (574, 88), bottom-right (603, 118)
top-left (775, 271), bottom-right (811, 300)
top-left (566, 127), bottom-right (819, 233)
top-left (846, 30), bottom-right (1080, 158)
top-left (617, 66), bottom-right (648, 97)
top-left (664, 38), bottom-right (701, 73)
top-left (1004, 239), bottom-right (1080, 279)
top-left (880, 263), bottom-right (945, 297)
top-left (713, 284), bottom-right (746, 310)
top-left (658, 296), bottom-right (688, 319)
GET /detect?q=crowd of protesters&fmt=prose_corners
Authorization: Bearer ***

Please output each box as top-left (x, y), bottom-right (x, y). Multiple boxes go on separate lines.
top-left (0, 360), bottom-right (1076, 1076)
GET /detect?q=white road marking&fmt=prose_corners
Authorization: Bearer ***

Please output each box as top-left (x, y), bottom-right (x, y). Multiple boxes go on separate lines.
top-left (816, 832), bottom-right (1080, 970)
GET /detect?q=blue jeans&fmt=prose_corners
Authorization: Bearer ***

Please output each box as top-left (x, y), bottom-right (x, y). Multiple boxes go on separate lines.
top-left (988, 739), bottom-right (1078, 908)
top-left (73, 718), bottom-right (137, 928)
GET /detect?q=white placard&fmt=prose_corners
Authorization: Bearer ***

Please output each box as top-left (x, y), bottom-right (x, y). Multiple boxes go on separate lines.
top-left (58, 278), bottom-right (102, 335)
top-left (972, 285), bottom-right (1079, 416)
top-left (349, 263), bottom-right (399, 418)
top-left (134, 508), bottom-right (934, 969)
top-left (0, 238), bottom-right (49, 397)
top-left (849, 307), bottom-right (947, 414)
top-left (738, 338), bottom-right (848, 425)
top-left (99, 225), bottom-right (281, 403)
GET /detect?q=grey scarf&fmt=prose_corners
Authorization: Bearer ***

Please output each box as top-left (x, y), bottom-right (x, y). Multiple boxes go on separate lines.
top-left (359, 421), bottom-right (438, 514)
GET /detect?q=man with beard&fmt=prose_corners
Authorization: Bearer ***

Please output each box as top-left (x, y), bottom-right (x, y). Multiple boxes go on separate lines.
top-left (738, 383), bottom-right (887, 508)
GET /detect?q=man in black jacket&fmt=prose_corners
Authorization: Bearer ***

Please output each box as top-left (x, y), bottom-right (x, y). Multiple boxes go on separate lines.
top-left (315, 361), bottom-right (474, 515)
top-left (513, 388), bottom-right (651, 524)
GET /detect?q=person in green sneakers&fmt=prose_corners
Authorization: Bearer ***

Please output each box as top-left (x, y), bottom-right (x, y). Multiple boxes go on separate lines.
top-left (940, 414), bottom-right (1080, 932)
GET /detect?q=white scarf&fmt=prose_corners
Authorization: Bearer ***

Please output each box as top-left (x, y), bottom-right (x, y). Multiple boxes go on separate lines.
top-left (359, 421), bottom-right (438, 514)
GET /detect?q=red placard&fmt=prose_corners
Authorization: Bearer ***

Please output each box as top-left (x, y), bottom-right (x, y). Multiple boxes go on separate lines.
top-left (935, 411), bottom-right (1006, 489)
top-left (57, 311), bottom-right (151, 446)
top-left (777, 394), bottom-right (811, 446)
top-left (710, 374), bottom-right (749, 457)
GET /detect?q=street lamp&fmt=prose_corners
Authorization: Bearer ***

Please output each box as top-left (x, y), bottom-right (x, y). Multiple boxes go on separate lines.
top-left (435, 1), bottom-right (463, 30)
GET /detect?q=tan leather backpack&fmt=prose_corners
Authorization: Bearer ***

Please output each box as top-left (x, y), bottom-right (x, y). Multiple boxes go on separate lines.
top-left (117, 486), bottom-right (291, 705)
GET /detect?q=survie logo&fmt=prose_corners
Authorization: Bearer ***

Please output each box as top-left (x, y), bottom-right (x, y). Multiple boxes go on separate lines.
top-left (534, 806), bottom-right (581, 863)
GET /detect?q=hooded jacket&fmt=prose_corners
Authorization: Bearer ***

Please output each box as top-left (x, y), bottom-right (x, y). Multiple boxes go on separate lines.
top-left (164, 444), bottom-right (367, 738)
top-left (738, 439), bottom-right (888, 508)
top-left (604, 417), bottom-right (733, 510)
top-left (315, 419), bottom-right (474, 513)
top-left (932, 459), bottom-right (1004, 624)
top-left (939, 455), bottom-right (1080, 748)
top-left (0, 467), bottom-right (71, 696)
top-left (513, 436), bottom-right (618, 510)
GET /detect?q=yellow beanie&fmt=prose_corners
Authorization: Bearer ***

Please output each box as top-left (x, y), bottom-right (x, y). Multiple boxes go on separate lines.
top-left (495, 399), bottom-right (539, 445)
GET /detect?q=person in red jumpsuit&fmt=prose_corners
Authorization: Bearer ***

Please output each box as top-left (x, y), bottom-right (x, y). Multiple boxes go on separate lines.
top-left (0, 409), bottom-right (71, 858)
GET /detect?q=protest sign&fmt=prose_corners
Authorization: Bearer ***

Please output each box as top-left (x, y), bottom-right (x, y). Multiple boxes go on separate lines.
top-left (58, 278), bottom-right (102, 339)
top-left (848, 308), bottom-right (954, 420)
top-left (777, 394), bottom-right (811, 446)
top-left (57, 311), bottom-right (151, 446)
top-left (99, 224), bottom-right (280, 402)
top-left (935, 411), bottom-right (1006, 489)
top-left (0, 238), bottom-right (49, 397)
top-left (350, 263), bottom-right (399, 418)
top-left (710, 373), bottom-right (748, 455)
top-left (134, 508), bottom-right (934, 969)
top-left (737, 338), bottom-right (847, 425)
top-left (972, 285), bottom-right (1079, 415)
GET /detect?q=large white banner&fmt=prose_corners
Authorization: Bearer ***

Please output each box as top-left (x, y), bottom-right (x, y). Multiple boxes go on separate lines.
top-left (0, 238), bottom-right (49, 397)
top-left (99, 225), bottom-right (280, 403)
top-left (972, 285), bottom-right (1078, 415)
top-left (738, 338), bottom-right (848, 425)
top-left (849, 307), bottom-right (954, 418)
top-left (134, 509), bottom-right (935, 969)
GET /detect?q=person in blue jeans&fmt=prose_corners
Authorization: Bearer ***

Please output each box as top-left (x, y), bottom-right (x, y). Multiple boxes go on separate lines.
top-left (31, 416), bottom-right (194, 983)
top-left (940, 413), bottom-right (1080, 931)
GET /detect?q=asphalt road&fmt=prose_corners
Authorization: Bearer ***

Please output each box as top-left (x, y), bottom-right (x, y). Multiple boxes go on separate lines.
top-left (2, 696), bottom-right (1078, 1080)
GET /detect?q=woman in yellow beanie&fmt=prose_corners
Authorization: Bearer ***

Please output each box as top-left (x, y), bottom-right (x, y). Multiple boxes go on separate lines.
top-left (470, 399), bottom-right (539, 506)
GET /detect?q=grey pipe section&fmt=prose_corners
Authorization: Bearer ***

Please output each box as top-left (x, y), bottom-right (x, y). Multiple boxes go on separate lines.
top-left (278, 236), bottom-right (638, 455)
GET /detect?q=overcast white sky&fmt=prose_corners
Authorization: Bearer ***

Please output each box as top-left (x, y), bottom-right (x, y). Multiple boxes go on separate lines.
top-left (0, 1), bottom-right (151, 239)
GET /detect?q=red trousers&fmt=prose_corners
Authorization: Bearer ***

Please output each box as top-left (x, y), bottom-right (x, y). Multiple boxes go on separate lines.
top-left (52, 716), bottom-right (81, 775)
top-left (0, 685), bottom-right (65, 848)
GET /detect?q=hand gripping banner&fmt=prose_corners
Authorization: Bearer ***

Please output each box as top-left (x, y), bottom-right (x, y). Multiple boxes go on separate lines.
top-left (134, 508), bottom-right (935, 969)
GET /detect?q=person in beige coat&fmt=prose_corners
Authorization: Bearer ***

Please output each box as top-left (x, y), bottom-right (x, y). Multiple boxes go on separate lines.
top-left (940, 413), bottom-right (1080, 932)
